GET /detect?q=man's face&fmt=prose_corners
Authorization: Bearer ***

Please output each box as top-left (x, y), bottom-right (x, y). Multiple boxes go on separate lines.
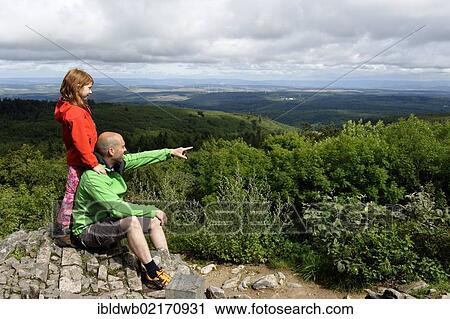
top-left (111, 136), bottom-right (127, 163)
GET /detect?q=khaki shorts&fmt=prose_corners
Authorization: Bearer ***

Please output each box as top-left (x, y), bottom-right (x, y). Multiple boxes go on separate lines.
top-left (78, 217), bottom-right (151, 248)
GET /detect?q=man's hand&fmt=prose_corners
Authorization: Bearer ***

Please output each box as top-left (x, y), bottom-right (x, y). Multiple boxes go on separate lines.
top-left (171, 146), bottom-right (193, 160)
top-left (93, 164), bottom-right (107, 175)
top-left (155, 210), bottom-right (167, 226)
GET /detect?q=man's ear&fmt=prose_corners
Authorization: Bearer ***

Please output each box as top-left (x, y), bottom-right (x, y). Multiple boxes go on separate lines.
top-left (108, 147), bottom-right (114, 157)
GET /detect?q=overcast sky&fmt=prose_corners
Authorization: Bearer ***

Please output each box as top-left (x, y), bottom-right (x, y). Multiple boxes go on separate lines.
top-left (0, 0), bottom-right (449, 81)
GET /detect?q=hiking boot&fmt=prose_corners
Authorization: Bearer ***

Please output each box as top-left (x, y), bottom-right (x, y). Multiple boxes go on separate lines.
top-left (52, 224), bottom-right (75, 248)
top-left (142, 269), bottom-right (172, 290)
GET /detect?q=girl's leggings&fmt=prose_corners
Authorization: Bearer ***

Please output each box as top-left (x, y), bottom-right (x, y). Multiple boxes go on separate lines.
top-left (57, 165), bottom-right (83, 228)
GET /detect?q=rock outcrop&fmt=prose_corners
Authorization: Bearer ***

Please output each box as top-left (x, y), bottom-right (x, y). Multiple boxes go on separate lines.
top-left (0, 228), bottom-right (203, 299)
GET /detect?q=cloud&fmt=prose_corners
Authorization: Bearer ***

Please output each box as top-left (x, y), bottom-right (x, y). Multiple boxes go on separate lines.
top-left (0, 0), bottom-right (449, 78)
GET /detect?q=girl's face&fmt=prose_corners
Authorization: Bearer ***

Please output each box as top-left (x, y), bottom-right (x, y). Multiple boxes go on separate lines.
top-left (79, 82), bottom-right (93, 99)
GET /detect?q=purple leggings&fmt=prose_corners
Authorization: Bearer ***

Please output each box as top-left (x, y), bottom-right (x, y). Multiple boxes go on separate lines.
top-left (57, 165), bottom-right (83, 228)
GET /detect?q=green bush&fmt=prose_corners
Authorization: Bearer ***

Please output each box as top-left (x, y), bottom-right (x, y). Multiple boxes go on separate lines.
top-left (397, 191), bottom-right (450, 271)
top-left (299, 194), bottom-right (449, 287)
top-left (171, 231), bottom-right (294, 264)
top-left (0, 145), bottom-right (65, 239)
top-left (167, 171), bottom-right (295, 263)
top-left (263, 132), bottom-right (330, 203)
top-left (0, 144), bottom-right (66, 189)
top-left (126, 159), bottom-right (196, 202)
top-left (382, 116), bottom-right (449, 198)
top-left (186, 138), bottom-right (271, 203)
top-left (263, 117), bottom-right (449, 206)
top-left (317, 120), bottom-right (405, 203)
top-left (0, 184), bottom-right (58, 238)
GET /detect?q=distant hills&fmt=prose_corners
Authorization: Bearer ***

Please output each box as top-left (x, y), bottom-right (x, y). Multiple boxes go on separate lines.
top-left (3, 77), bottom-right (450, 90)
top-left (1, 78), bottom-right (450, 127)
top-left (0, 99), bottom-right (293, 154)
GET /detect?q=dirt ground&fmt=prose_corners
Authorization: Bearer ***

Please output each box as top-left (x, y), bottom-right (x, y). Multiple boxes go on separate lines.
top-left (191, 262), bottom-right (367, 299)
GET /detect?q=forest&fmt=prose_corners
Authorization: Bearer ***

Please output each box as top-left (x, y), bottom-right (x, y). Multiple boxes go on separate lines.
top-left (0, 98), bottom-right (449, 292)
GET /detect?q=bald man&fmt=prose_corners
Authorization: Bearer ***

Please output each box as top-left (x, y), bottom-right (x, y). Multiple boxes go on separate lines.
top-left (71, 132), bottom-right (192, 290)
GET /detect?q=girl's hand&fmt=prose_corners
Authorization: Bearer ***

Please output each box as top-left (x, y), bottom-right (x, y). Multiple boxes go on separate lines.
top-left (93, 164), bottom-right (107, 175)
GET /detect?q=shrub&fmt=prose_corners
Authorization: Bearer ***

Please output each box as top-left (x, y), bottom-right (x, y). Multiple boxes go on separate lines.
top-left (317, 120), bottom-right (405, 203)
top-left (382, 116), bottom-right (449, 198)
top-left (0, 184), bottom-right (57, 238)
top-left (186, 138), bottom-right (271, 203)
top-left (0, 145), bottom-right (65, 239)
top-left (397, 191), bottom-right (450, 270)
top-left (301, 195), bottom-right (449, 287)
top-left (126, 159), bottom-right (196, 202)
top-left (167, 171), bottom-right (295, 263)
top-left (263, 132), bottom-right (330, 203)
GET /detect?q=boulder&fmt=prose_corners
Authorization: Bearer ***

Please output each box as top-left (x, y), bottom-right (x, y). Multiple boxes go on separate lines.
top-left (165, 273), bottom-right (205, 299)
top-left (222, 275), bottom-right (241, 289)
top-left (200, 264), bottom-right (216, 275)
top-left (252, 274), bottom-right (279, 290)
top-left (206, 286), bottom-right (226, 299)
top-left (382, 288), bottom-right (406, 299)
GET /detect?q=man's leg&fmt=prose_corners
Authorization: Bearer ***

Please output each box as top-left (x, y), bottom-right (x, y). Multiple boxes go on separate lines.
top-left (79, 216), bottom-right (171, 289)
top-left (119, 216), bottom-right (152, 264)
top-left (119, 216), bottom-right (171, 289)
top-left (147, 217), bottom-right (168, 251)
top-left (119, 216), bottom-right (169, 262)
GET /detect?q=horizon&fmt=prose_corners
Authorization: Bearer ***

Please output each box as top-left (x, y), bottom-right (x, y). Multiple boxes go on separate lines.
top-left (2, 77), bottom-right (450, 92)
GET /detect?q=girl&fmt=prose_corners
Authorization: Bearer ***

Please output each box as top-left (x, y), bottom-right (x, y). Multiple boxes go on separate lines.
top-left (54, 68), bottom-right (106, 243)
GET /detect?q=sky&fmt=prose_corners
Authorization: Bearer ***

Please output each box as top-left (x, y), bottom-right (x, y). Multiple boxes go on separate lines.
top-left (0, 0), bottom-right (449, 81)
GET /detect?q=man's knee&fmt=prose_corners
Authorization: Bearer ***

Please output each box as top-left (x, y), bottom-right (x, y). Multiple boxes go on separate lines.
top-left (149, 216), bottom-right (162, 230)
top-left (120, 216), bottom-right (142, 232)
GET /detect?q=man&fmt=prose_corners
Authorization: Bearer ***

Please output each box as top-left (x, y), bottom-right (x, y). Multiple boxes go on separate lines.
top-left (71, 131), bottom-right (192, 289)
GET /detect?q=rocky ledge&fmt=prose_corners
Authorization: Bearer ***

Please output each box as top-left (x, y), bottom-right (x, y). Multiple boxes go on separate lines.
top-left (2, 229), bottom-right (448, 299)
top-left (0, 228), bottom-right (201, 299)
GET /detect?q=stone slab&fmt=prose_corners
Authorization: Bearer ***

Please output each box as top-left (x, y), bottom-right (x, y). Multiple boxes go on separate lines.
top-left (165, 273), bottom-right (205, 299)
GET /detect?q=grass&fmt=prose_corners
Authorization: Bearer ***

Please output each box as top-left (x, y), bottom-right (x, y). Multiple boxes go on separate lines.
top-left (409, 280), bottom-right (450, 299)
top-left (8, 245), bottom-right (27, 261)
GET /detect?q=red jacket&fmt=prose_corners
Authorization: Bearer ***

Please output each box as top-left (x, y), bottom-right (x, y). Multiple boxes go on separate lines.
top-left (54, 98), bottom-right (98, 168)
